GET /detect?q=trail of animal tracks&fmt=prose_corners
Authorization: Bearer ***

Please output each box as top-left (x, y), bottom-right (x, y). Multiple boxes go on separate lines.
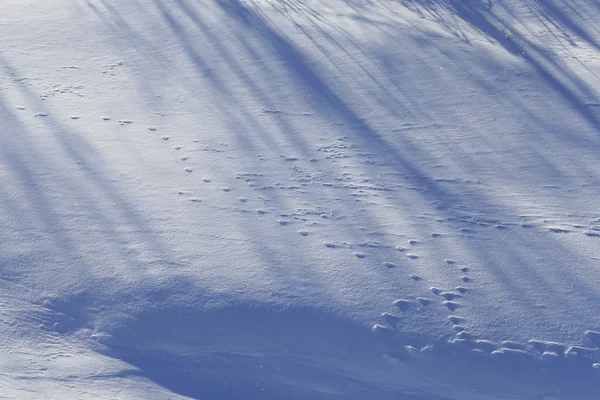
top-left (1, 0), bottom-right (600, 398)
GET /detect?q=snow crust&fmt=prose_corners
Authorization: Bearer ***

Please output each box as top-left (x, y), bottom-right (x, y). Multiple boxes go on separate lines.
top-left (1, 0), bottom-right (600, 398)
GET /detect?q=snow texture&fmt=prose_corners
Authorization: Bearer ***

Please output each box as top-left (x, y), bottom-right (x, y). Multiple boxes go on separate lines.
top-left (1, 0), bottom-right (600, 398)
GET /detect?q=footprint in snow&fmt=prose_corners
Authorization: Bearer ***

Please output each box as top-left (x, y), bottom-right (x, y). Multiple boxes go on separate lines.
top-left (441, 292), bottom-right (461, 300)
top-left (443, 301), bottom-right (460, 311)
top-left (585, 330), bottom-right (600, 345)
top-left (381, 312), bottom-right (401, 326)
top-left (500, 341), bottom-right (525, 350)
top-left (417, 297), bottom-right (431, 306)
top-left (393, 299), bottom-right (411, 311)
top-left (448, 315), bottom-right (466, 325)
top-left (455, 331), bottom-right (477, 340)
top-left (372, 324), bottom-right (392, 333)
top-left (548, 226), bottom-right (570, 233)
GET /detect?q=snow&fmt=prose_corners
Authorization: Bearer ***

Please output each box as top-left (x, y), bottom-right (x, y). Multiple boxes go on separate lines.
top-left (1, 0), bottom-right (600, 398)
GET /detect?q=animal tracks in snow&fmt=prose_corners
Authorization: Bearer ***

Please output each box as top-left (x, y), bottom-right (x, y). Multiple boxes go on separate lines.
top-left (374, 233), bottom-right (600, 371)
top-left (81, 109), bottom-right (600, 375)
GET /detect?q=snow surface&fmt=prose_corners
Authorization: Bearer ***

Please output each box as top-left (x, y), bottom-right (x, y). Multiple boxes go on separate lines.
top-left (1, 0), bottom-right (600, 398)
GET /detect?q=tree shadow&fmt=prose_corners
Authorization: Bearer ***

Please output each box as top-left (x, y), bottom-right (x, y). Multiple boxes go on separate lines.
top-left (7, 0), bottom-right (600, 398)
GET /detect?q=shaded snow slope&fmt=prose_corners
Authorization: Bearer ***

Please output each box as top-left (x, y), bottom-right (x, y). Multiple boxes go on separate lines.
top-left (1, 0), bottom-right (600, 398)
